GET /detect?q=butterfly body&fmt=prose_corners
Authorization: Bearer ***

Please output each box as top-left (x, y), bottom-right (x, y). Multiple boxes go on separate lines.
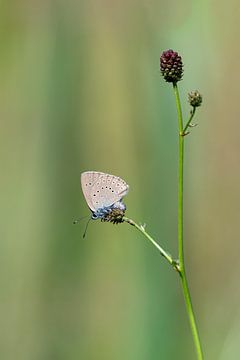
top-left (81, 171), bottom-right (128, 222)
top-left (91, 201), bottom-right (126, 220)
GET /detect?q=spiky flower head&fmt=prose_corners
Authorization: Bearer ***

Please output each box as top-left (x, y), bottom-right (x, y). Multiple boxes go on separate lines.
top-left (101, 208), bottom-right (125, 224)
top-left (160, 49), bottom-right (183, 84)
top-left (188, 90), bottom-right (202, 107)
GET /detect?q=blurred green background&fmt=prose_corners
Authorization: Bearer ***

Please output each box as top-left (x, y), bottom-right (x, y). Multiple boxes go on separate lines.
top-left (1, 1), bottom-right (240, 359)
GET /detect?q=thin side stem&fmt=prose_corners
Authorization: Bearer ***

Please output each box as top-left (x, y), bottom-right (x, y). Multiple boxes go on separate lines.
top-left (182, 107), bottom-right (196, 135)
top-left (173, 83), bottom-right (204, 360)
top-left (123, 216), bottom-right (179, 272)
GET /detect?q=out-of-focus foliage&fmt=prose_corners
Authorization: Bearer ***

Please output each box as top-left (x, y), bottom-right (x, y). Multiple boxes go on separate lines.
top-left (1, 1), bottom-right (240, 359)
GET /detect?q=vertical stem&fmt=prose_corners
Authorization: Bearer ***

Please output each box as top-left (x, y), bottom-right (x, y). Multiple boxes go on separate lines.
top-left (173, 84), bottom-right (204, 360)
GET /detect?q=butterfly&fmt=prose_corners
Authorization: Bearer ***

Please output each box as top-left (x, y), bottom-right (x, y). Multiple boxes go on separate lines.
top-left (81, 171), bottom-right (129, 220)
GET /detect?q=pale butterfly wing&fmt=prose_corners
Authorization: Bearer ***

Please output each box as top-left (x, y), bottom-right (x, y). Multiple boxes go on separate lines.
top-left (81, 172), bottom-right (103, 211)
top-left (81, 171), bottom-right (129, 212)
top-left (90, 173), bottom-right (129, 209)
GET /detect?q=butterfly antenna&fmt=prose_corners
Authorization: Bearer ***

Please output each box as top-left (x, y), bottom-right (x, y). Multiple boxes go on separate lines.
top-left (73, 214), bottom-right (89, 224)
top-left (83, 217), bottom-right (92, 238)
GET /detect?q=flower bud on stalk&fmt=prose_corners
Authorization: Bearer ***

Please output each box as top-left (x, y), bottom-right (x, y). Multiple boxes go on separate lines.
top-left (160, 49), bottom-right (183, 84)
top-left (188, 90), bottom-right (203, 107)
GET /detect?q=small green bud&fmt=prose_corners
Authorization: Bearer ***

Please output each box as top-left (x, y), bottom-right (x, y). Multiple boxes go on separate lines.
top-left (188, 90), bottom-right (202, 107)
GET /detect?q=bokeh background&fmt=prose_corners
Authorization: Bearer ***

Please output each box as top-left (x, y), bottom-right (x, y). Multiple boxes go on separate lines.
top-left (1, 1), bottom-right (240, 359)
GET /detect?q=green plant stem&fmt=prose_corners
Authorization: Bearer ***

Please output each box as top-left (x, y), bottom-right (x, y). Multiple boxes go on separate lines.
top-left (173, 83), bottom-right (204, 360)
top-left (123, 216), bottom-right (179, 272)
top-left (182, 107), bottom-right (196, 135)
top-left (122, 84), bottom-right (203, 358)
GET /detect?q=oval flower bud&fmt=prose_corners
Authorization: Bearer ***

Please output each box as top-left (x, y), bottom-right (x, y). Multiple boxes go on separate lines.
top-left (188, 90), bottom-right (202, 107)
top-left (101, 208), bottom-right (125, 224)
top-left (160, 49), bottom-right (183, 84)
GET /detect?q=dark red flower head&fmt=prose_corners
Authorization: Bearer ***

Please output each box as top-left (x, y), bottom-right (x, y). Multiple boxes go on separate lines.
top-left (160, 49), bottom-right (183, 84)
